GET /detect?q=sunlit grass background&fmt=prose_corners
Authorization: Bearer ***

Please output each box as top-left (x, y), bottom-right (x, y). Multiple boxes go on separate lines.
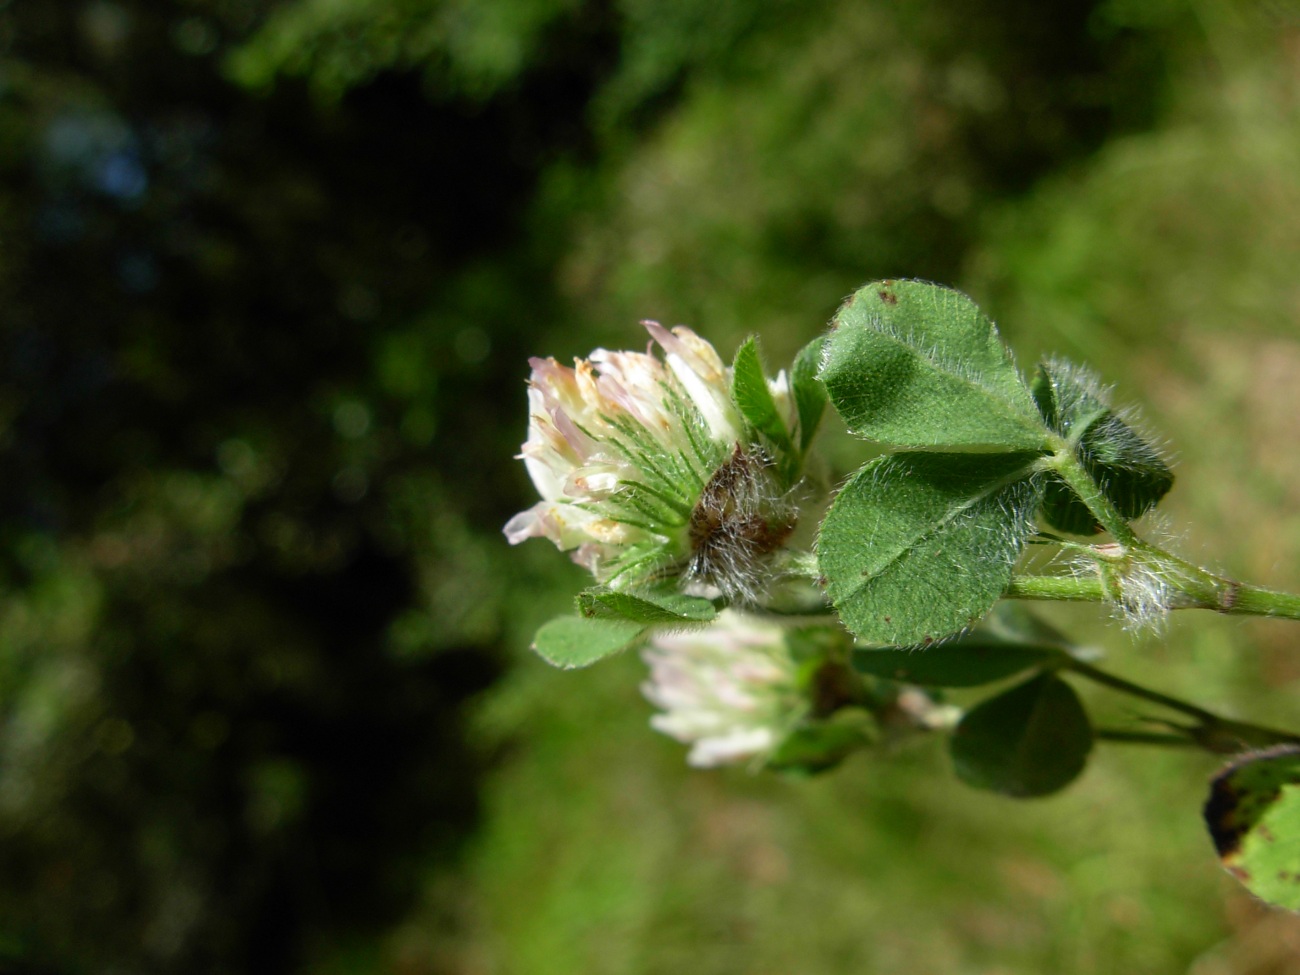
top-left (5, 0), bottom-right (1300, 971)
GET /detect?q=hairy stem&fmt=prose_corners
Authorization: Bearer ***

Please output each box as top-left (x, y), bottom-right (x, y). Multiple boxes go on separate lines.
top-left (1009, 450), bottom-right (1300, 621)
top-left (1046, 445), bottom-right (1141, 547)
top-left (1007, 568), bottom-right (1300, 622)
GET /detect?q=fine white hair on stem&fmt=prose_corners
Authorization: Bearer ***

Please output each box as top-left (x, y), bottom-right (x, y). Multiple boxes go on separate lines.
top-left (1067, 546), bottom-right (1175, 633)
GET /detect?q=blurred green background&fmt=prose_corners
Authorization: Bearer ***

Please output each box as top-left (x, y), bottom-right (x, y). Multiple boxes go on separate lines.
top-left (3, 0), bottom-right (1300, 971)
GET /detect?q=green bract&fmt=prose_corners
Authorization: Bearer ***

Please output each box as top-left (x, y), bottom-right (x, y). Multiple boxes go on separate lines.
top-left (578, 585), bottom-right (718, 624)
top-left (732, 336), bottom-right (793, 453)
top-left (790, 335), bottom-right (828, 454)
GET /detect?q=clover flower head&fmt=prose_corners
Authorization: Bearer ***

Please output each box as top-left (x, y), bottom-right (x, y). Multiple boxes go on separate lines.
top-left (640, 611), bottom-right (803, 768)
top-left (504, 322), bottom-right (799, 600)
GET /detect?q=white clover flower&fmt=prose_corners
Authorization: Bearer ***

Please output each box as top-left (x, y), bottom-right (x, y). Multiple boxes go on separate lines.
top-left (640, 611), bottom-right (804, 768)
top-left (504, 322), bottom-right (799, 598)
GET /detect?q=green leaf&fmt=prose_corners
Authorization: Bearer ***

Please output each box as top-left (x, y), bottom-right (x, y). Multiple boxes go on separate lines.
top-left (577, 585), bottom-right (717, 625)
top-left (818, 451), bottom-right (1043, 645)
top-left (820, 280), bottom-right (1048, 449)
top-left (791, 335), bottom-right (828, 452)
top-left (732, 336), bottom-right (792, 450)
top-left (1030, 358), bottom-right (1108, 438)
top-left (1205, 745), bottom-right (1300, 910)
top-left (950, 673), bottom-right (1093, 797)
top-left (1033, 360), bottom-right (1174, 535)
top-left (853, 638), bottom-right (1060, 688)
top-left (532, 615), bottom-right (646, 669)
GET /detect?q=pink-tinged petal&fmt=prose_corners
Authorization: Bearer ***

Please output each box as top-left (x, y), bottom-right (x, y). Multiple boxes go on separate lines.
top-left (643, 320), bottom-right (740, 443)
top-left (503, 500), bottom-right (611, 549)
top-left (568, 543), bottom-right (602, 575)
top-left (565, 464), bottom-right (622, 497)
top-left (522, 451), bottom-right (566, 502)
top-left (589, 348), bottom-right (674, 435)
top-left (549, 406), bottom-right (598, 461)
top-left (503, 502), bottom-right (549, 545)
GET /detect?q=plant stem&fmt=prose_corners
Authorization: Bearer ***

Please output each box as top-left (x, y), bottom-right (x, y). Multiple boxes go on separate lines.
top-left (1224, 582), bottom-right (1300, 620)
top-left (1062, 657), bottom-right (1300, 752)
top-left (1063, 657), bottom-right (1219, 722)
top-left (1007, 569), bottom-right (1300, 622)
top-left (1006, 574), bottom-right (1106, 603)
top-left (1038, 445), bottom-right (1300, 620)
top-left (1046, 446), bottom-right (1141, 547)
top-left (1094, 729), bottom-right (1201, 748)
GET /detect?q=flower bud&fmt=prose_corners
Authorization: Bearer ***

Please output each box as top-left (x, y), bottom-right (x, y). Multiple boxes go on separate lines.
top-left (640, 611), bottom-right (804, 768)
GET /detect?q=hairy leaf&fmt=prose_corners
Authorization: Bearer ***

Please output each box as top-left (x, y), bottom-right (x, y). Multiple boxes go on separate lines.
top-left (820, 280), bottom-right (1048, 449)
top-left (577, 586), bottom-right (717, 624)
top-left (818, 451), bottom-right (1043, 645)
top-left (532, 616), bottom-right (646, 669)
top-left (1033, 360), bottom-right (1174, 534)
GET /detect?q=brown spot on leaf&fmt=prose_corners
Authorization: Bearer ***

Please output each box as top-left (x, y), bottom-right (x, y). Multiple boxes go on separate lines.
top-left (1205, 777), bottom-right (1249, 857)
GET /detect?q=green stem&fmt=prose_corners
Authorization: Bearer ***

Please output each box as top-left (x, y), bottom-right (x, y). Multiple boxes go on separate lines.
top-left (1040, 444), bottom-right (1300, 620)
top-left (1063, 657), bottom-right (1219, 722)
top-left (1095, 729), bottom-right (1201, 748)
top-left (1007, 570), bottom-right (1300, 622)
top-left (1223, 582), bottom-right (1300, 620)
top-left (1006, 574), bottom-right (1106, 603)
top-left (1046, 445), bottom-right (1141, 547)
top-left (1062, 657), bottom-right (1300, 752)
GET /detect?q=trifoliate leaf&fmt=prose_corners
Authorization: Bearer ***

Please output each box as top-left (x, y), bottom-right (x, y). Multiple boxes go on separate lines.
top-left (950, 673), bottom-right (1093, 797)
top-left (1205, 746), bottom-right (1300, 910)
top-left (577, 586), bottom-right (717, 625)
top-left (791, 335), bottom-right (828, 452)
top-left (732, 336), bottom-right (792, 451)
top-left (1033, 360), bottom-right (1174, 535)
top-left (818, 451), bottom-right (1043, 645)
top-left (820, 280), bottom-right (1049, 450)
top-left (532, 615), bottom-right (646, 669)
